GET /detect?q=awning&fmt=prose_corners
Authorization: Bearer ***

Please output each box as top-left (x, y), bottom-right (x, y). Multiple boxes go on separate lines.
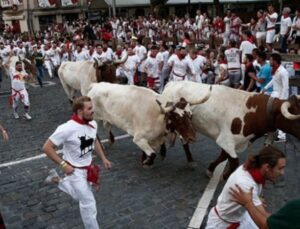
top-left (104, 0), bottom-right (150, 7)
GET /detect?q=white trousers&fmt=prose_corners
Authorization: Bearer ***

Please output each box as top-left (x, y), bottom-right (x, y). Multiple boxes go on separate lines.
top-left (58, 169), bottom-right (99, 229)
top-left (12, 88), bottom-right (30, 110)
top-left (44, 60), bottom-right (53, 78)
top-left (205, 207), bottom-right (258, 229)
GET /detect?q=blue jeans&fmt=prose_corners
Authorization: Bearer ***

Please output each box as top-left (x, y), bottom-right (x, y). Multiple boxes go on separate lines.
top-left (36, 65), bottom-right (44, 87)
top-left (280, 35), bottom-right (288, 53)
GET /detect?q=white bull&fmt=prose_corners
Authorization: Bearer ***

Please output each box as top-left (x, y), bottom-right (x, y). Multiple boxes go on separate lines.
top-left (87, 82), bottom-right (211, 166)
top-left (58, 57), bottom-right (126, 102)
top-left (163, 81), bottom-right (300, 179)
top-left (58, 61), bottom-right (97, 102)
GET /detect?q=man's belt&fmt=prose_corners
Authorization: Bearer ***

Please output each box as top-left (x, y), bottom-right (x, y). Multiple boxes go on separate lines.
top-left (172, 71), bottom-right (186, 78)
top-left (227, 67), bottom-right (241, 71)
top-left (266, 27), bottom-right (275, 31)
top-left (66, 161), bottom-right (100, 186)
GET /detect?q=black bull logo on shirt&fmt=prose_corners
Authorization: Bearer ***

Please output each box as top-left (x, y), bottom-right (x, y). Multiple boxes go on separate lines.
top-left (78, 135), bottom-right (94, 157)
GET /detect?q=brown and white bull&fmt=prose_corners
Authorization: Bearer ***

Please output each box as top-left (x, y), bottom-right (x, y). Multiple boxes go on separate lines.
top-left (87, 82), bottom-right (211, 166)
top-left (58, 58), bottom-right (124, 102)
top-left (163, 81), bottom-right (300, 179)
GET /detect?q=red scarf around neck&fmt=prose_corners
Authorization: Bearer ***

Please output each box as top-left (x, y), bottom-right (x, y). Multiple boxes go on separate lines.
top-left (244, 165), bottom-right (266, 185)
top-left (71, 114), bottom-right (94, 128)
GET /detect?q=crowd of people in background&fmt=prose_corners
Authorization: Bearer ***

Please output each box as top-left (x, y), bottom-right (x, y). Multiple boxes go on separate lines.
top-left (0, 3), bottom-right (299, 138)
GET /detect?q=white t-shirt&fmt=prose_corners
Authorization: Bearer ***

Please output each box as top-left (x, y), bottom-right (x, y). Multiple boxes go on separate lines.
top-left (280, 16), bottom-right (292, 35)
top-left (10, 67), bottom-right (28, 91)
top-left (266, 12), bottom-right (278, 29)
top-left (215, 165), bottom-right (262, 223)
top-left (292, 17), bottom-right (300, 36)
top-left (239, 41), bottom-right (256, 63)
top-left (186, 55), bottom-right (206, 82)
top-left (225, 48), bottom-right (241, 70)
top-left (168, 55), bottom-right (195, 81)
top-left (50, 120), bottom-right (98, 167)
top-left (144, 54), bottom-right (163, 78)
top-left (265, 65), bottom-right (289, 99)
top-left (73, 50), bottom-right (89, 61)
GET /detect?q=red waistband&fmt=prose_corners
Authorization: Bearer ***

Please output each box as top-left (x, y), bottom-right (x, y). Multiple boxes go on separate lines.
top-left (214, 207), bottom-right (240, 228)
top-left (267, 27), bottom-right (275, 31)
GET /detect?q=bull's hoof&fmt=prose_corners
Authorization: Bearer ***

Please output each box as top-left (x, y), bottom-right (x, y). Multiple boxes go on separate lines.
top-left (206, 169), bottom-right (213, 178)
top-left (188, 161), bottom-right (198, 169)
top-left (142, 153), bottom-right (156, 166)
top-left (142, 164), bottom-right (153, 169)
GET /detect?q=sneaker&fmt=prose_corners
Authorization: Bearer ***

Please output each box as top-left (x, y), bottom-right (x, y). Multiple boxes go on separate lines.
top-left (23, 113), bottom-right (32, 120)
top-left (274, 137), bottom-right (286, 143)
top-left (13, 112), bottom-right (19, 119)
top-left (44, 169), bottom-right (60, 184)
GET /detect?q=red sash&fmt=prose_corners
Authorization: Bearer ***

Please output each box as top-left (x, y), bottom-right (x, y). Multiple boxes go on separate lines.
top-left (67, 161), bottom-right (100, 186)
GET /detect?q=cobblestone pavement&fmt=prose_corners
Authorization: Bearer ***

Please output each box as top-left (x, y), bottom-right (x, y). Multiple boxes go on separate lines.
top-left (0, 75), bottom-right (299, 229)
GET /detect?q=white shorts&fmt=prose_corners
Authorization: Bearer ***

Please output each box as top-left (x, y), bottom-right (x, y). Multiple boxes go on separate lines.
top-left (256, 31), bottom-right (266, 39)
top-left (266, 30), bottom-right (276, 44)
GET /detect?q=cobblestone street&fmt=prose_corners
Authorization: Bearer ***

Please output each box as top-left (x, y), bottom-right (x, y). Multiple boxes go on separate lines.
top-left (0, 76), bottom-right (299, 229)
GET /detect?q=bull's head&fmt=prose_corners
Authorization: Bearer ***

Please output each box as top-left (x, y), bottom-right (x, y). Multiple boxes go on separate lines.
top-left (156, 86), bottom-right (211, 143)
top-left (277, 95), bottom-right (300, 138)
top-left (93, 58), bottom-right (117, 83)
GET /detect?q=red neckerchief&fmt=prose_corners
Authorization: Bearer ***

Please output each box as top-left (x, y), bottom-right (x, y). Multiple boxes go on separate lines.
top-left (177, 54), bottom-right (184, 60)
top-left (116, 50), bottom-right (122, 57)
top-left (71, 114), bottom-right (94, 128)
top-left (220, 59), bottom-right (227, 64)
top-left (150, 53), bottom-right (157, 58)
top-left (283, 14), bottom-right (289, 19)
top-left (247, 37), bottom-right (254, 44)
top-left (244, 164), bottom-right (265, 185)
top-left (89, 49), bottom-right (94, 56)
top-left (271, 65), bottom-right (280, 76)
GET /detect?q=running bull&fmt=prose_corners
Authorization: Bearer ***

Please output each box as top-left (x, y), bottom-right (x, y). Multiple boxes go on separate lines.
top-left (87, 82), bottom-right (211, 166)
top-left (163, 81), bottom-right (300, 179)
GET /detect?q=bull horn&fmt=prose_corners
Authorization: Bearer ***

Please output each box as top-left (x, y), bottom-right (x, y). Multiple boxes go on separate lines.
top-left (189, 85), bottom-right (212, 106)
top-left (156, 99), bottom-right (174, 114)
top-left (93, 58), bottom-right (103, 67)
top-left (281, 101), bottom-right (300, 120)
top-left (297, 95), bottom-right (300, 100)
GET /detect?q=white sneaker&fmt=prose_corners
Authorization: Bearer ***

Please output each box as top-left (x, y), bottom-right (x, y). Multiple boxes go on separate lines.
top-left (23, 113), bottom-right (32, 120)
top-left (44, 169), bottom-right (60, 184)
top-left (13, 112), bottom-right (19, 119)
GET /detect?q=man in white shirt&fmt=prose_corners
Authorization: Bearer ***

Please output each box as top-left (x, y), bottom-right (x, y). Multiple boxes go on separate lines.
top-left (206, 145), bottom-right (286, 229)
top-left (132, 37), bottom-right (147, 86)
top-left (264, 4), bottom-right (278, 52)
top-left (43, 96), bottom-right (112, 229)
top-left (124, 47), bottom-right (140, 85)
top-left (73, 45), bottom-right (89, 62)
top-left (168, 47), bottom-right (195, 82)
top-left (144, 45), bottom-right (163, 92)
top-left (240, 30), bottom-right (256, 63)
top-left (223, 9), bottom-right (232, 46)
top-left (225, 40), bottom-right (241, 88)
top-left (292, 8), bottom-right (300, 45)
top-left (263, 53), bottom-right (289, 142)
top-left (279, 7), bottom-right (292, 53)
top-left (10, 61), bottom-right (32, 120)
top-left (186, 48), bottom-right (205, 83)
top-left (101, 42), bottom-right (113, 61)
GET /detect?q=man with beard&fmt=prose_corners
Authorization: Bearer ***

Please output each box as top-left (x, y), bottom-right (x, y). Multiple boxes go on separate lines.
top-left (206, 146), bottom-right (286, 229)
top-left (43, 96), bottom-right (112, 229)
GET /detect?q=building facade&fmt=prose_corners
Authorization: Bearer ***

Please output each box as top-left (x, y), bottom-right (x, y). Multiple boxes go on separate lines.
top-left (0, 0), bottom-right (109, 32)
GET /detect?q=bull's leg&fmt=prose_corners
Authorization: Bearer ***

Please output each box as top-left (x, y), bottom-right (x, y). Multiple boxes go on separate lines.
top-left (133, 137), bottom-right (156, 167)
top-left (60, 80), bottom-right (76, 102)
top-left (109, 130), bottom-right (115, 145)
top-left (159, 143), bottom-right (166, 160)
top-left (222, 156), bottom-right (239, 180)
top-left (206, 149), bottom-right (228, 177)
top-left (182, 143), bottom-right (194, 162)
